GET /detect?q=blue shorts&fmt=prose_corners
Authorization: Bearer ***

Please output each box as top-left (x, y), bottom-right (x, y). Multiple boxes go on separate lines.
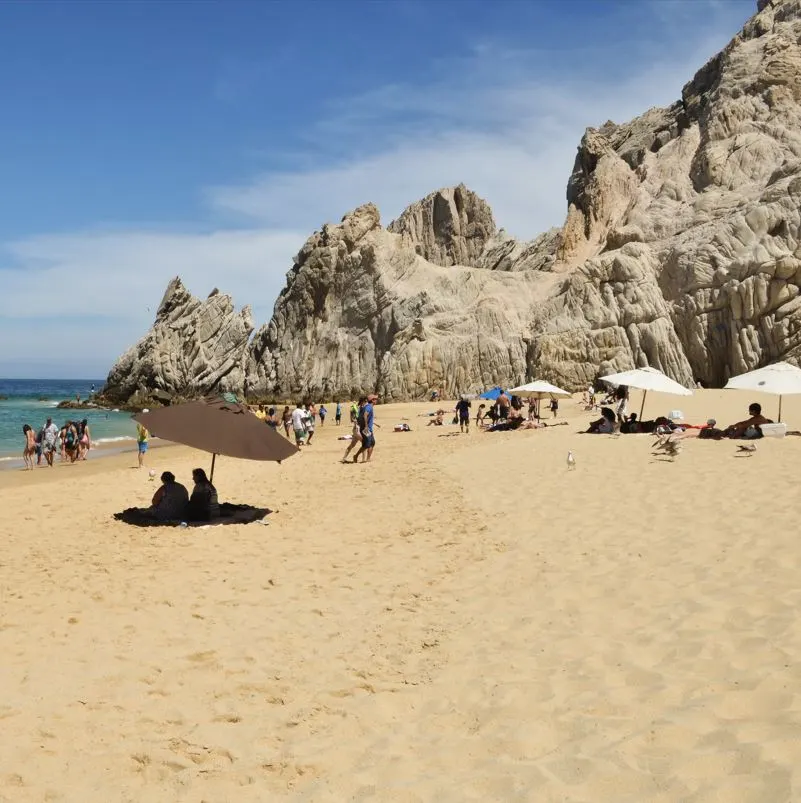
top-left (138, 441), bottom-right (148, 453)
top-left (363, 434), bottom-right (375, 449)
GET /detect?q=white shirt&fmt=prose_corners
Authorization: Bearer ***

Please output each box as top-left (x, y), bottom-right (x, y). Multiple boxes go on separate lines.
top-left (291, 408), bottom-right (306, 430)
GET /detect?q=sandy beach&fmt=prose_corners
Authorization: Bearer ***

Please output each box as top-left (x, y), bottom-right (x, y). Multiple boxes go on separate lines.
top-left (1, 389), bottom-right (801, 802)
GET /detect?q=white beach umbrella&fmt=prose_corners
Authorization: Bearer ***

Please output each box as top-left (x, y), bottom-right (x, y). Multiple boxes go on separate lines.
top-left (599, 366), bottom-right (692, 419)
top-left (509, 380), bottom-right (572, 400)
top-left (724, 361), bottom-right (801, 422)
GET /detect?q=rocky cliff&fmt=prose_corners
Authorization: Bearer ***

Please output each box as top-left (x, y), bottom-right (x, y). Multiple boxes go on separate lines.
top-left (105, 0), bottom-right (801, 402)
top-left (103, 278), bottom-right (253, 404)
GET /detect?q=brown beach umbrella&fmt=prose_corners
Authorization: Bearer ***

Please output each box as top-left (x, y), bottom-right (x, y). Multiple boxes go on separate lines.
top-left (134, 398), bottom-right (298, 481)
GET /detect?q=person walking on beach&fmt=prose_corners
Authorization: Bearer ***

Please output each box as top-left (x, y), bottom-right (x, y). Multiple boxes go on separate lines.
top-left (341, 397), bottom-right (365, 463)
top-left (77, 418), bottom-right (91, 460)
top-left (550, 398), bottom-right (559, 418)
top-left (476, 403), bottom-right (486, 428)
top-left (304, 404), bottom-right (316, 445)
top-left (335, 401), bottom-right (342, 426)
top-left (615, 386), bottom-right (629, 424)
top-left (319, 404), bottom-right (327, 426)
top-left (136, 413), bottom-right (150, 468)
top-left (22, 424), bottom-right (36, 470)
top-left (41, 417), bottom-right (59, 467)
top-left (456, 396), bottom-right (471, 433)
top-left (291, 403), bottom-right (307, 446)
top-left (282, 405), bottom-right (292, 438)
top-left (353, 394), bottom-right (377, 463)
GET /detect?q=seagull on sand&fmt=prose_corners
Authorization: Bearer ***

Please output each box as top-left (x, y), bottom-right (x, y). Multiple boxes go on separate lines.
top-left (567, 450), bottom-right (576, 470)
top-left (736, 443), bottom-right (757, 456)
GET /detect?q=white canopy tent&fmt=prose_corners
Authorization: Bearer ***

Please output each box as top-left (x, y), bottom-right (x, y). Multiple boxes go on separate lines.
top-left (724, 361), bottom-right (801, 422)
top-left (599, 366), bottom-right (692, 419)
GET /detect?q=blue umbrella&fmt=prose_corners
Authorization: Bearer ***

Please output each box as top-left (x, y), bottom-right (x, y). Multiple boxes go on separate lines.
top-left (479, 387), bottom-right (507, 401)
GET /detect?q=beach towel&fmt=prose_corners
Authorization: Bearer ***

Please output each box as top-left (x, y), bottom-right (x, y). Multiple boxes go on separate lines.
top-left (113, 503), bottom-right (271, 528)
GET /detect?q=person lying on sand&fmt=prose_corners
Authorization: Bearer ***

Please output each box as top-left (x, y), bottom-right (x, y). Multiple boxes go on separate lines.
top-left (723, 402), bottom-right (773, 439)
top-left (427, 411), bottom-right (445, 426)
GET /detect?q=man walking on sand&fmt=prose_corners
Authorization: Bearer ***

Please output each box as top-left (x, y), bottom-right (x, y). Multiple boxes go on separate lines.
top-left (41, 417), bottom-right (59, 466)
top-left (353, 394), bottom-right (377, 463)
top-left (456, 395), bottom-right (471, 433)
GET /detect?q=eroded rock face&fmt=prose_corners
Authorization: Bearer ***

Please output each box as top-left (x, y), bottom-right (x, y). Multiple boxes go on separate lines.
top-left (386, 184), bottom-right (497, 267)
top-left (244, 204), bottom-right (555, 400)
top-left (103, 278), bottom-right (253, 404)
top-left (107, 0), bottom-right (801, 400)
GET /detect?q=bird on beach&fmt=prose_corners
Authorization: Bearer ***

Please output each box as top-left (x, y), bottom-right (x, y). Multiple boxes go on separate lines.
top-left (567, 450), bottom-right (576, 470)
top-left (652, 435), bottom-right (682, 460)
top-left (736, 443), bottom-right (757, 456)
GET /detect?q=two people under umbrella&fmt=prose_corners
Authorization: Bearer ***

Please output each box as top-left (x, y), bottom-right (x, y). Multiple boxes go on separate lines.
top-left (148, 468), bottom-right (220, 522)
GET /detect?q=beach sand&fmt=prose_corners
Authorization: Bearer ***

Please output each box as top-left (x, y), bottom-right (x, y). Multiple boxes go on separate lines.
top-left (1, 390), bottom-right (800, 801)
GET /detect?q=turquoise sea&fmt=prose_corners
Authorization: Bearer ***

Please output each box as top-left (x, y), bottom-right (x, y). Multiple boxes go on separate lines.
top-left (0, 379), bottom-right (135, 461)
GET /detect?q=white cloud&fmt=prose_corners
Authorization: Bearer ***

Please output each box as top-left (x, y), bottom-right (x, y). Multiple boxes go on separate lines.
top-left (0, 0), bottom-right (753, 377)
top-left (0, 228), bottom-right (304, 376)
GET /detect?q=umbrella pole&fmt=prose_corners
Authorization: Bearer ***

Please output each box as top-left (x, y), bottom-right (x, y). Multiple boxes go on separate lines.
top-left (210, 453), bottom-right (217, 484)
top-left (639, 391), bottom-right (646, 421)
top-left (779, 396), bottom-right (783, 424)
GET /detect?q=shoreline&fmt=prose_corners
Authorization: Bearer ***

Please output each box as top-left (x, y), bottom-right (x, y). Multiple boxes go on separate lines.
top-left (0, 437), bottom-right (175, 474)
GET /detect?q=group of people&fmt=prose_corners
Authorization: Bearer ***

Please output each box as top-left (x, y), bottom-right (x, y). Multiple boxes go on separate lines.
top-left (586, 400), bottom-right (774, 439)
top-left (22, 417), bottom-right (91, 470)
top-left (423, 393), bottom-right (560, 434)
top-left (146, 467), bottom-right (220, 522)
top-left (341, 395), bottom-right (378, 463)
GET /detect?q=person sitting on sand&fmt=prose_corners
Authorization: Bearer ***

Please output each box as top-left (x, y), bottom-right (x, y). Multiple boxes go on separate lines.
top-left (148, 471), bottom-right (189, 521)
top-left (723, 402), bottom-right (773, 439)
top-left (427, 410), bottom-right (445, 426)
top-left (186, 468), bottom-right (220, 521)
top-left (587, 407), bottom-right (616, 434)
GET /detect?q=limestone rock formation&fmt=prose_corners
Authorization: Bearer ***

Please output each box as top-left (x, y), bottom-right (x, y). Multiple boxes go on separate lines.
top-left (103, 278), bottom-right (253, 404)
top-left (107, 0), bottom-right (801, 401)
top-left (244, 203), bottom-right (554, 400)
top-left (386, 184), bottom-right (497, 267)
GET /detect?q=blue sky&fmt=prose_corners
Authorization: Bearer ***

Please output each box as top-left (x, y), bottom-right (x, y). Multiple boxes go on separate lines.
top-left (0, 0), bottom-right (754, 378)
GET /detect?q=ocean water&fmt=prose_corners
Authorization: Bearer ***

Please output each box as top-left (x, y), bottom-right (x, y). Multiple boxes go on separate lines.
top-left (0, 379), bottom-right (135, 459)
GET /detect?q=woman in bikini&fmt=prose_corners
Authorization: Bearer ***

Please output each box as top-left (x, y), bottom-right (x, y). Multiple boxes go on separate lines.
top-left (22, 424), bottom-right (37, 470)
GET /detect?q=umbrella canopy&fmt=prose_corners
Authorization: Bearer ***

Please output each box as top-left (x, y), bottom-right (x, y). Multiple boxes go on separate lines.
top-left (509, 380), bottom-right (571, 400)
top-left (479, 387), bottom-right (509, 401)
top-left (724, 361), bottom-right (801, 422)
top-left (599, 366), bottom-right (692, 419)
top-left (134, 398), bottom-right (298, 480)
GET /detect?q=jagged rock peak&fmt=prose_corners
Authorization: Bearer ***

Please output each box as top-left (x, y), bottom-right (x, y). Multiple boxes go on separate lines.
top-left (387, 184), bottom-right (497, 267)
top-left (103, 277), bottom-right (254, 404)
top-left (109, 0), bottom-right (801, 402)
